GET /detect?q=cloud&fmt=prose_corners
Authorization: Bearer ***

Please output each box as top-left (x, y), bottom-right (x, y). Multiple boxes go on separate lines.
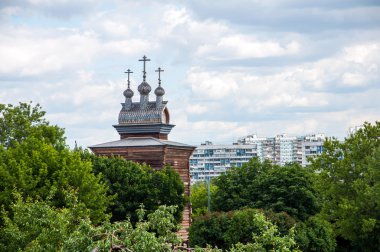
top-left (0, 0), bottom-right (103, 19)
top-left (196, 36), bottom-right (300, 60)
top-left (186, 1), bottom-right (380, 33)
top-left (0, 0), bottom-right (379, 148)
top-left (0, 28), bottom-right (99, 76)
top-left (0, 26), bottom-right (152, 77)
top-left (183, 41), bottom-right (380, 138)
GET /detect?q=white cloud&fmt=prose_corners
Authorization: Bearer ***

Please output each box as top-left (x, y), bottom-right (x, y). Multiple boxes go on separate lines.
top-left (0, 28), bottom-right (99, 76)
top-left (186, 68), bottom-right (239, 99)
top-left (196, 35), bottom-right (300, 60)
top-left (185, 104), bottom-right (208, 114)
top-left (1, 0), bottom-right (379, 148)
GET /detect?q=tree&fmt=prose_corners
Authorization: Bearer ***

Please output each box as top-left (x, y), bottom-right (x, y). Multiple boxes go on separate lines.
top-left (310, 122), bottom-right (380, 251)
top-left (212, 158), bottom-right (320, 221)
top-left (0, 102), bottom-right (65, 149)
top-left (229, 214), bottom-right (299, 252)
top-left (0, 102), bottom-right (111, 223)
top-left (88, 154), bottom-right (186, 223)
top-left (0, 191), bottom-right (181, 252)
top-left (295, 216), bottom-right (336, 252)
top-left (190, 181), bottom-right (218, 217)
top-left (0, 138), bottom-right (111, 223)
top-left (0, 190), bottom-right (93, 252)
top-left (189, 208), bottom-right (300, 251)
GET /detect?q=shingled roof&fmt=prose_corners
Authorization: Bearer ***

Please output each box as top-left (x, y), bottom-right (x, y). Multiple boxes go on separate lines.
top-left (118, 101), bottom-right (168, 125)
top-left (89, 137), bottom-right (194, 149)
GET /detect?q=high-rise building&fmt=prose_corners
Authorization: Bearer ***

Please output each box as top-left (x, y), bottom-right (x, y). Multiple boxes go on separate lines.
top-left (189, 141), bottom-right (257, 184)
top-left (301, 134), bottom-right (325, 166)
top-left (190, 133), bottom-right (325, 183)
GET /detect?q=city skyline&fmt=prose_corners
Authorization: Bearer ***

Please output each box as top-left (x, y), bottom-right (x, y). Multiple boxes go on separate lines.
top-left (1, 1), bottom-right (379, 148)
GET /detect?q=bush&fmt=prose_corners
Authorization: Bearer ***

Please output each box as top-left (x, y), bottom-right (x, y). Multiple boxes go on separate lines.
top-left (189, 208), bottom-right (299, 251)
top-left (212, 158), bottom-right (320, 221)
top-left (88, 154), bottom-right (186, 224)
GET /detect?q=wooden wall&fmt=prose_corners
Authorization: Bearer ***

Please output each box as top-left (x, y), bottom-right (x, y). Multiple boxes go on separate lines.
top-left (90, 144), bottom-right (195, 241)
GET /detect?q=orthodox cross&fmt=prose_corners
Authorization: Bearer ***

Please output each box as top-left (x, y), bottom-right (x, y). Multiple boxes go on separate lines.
top-left (155, 67), bottom-right (164, 86)
top-left (138, 55), bottom-right (150, 82)
top-left (124, 69), bottom-right (133, 88)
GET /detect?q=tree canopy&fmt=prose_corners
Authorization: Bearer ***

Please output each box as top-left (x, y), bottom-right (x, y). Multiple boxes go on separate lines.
top-left (212, 158), bottom-right (320, 221)
top-left (0, 192), bottom-right (181, 252)
top-left (0, 102), bottom-right (189, 250)
top-left (189, 208), bottom-right (300, 251)
top-left (0, 102), bottom-right (65, 149)
top-left (87, 154), bottom-right (186, 223)
top-left (190, 181), bottom-right (218, 217)
top-left (0, 102), bottom-right (111, 223)
top-left (310, 121), bottom-right (380, 251)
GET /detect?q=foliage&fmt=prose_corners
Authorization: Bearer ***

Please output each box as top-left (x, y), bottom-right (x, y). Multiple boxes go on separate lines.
top-left (0, 137), bottom-right (111, 223)
top-left (88, 205), bottom-right (181, 252)
top-left (212, 158), bottom-right (320, 221)
top-left (190, 181), bottom-right (218, 217)
top-left (310, 121), bottom-right (380, 251)
top-left (263, 210), bottom-right (297, 235)
top-left (0, 191), bottom-right (181, 252)
top-left (229, 221), bottom-right (299, 252)
top-left (0, 191), bottom-right (93, 252)
top-left (0, 102), bottom-right (111, 223)
top-left (87, 154), bottom-right (186, 223)
top-left (189, 208), bottom-right (299, 251)
top-left (0, 102), bottom-right (65, 149)
top-left (295, 216), bottom-right (336, 252)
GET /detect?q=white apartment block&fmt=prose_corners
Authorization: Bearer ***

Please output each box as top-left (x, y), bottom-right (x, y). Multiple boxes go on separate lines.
top-left (190, 134), bottom-right (325, 183)
top-left (189, 141), bottom-right (257, 184)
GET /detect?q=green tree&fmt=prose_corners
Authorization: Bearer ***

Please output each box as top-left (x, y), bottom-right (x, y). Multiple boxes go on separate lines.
top-left (0, 102), bottom-right (65, 149)
top-left (229, 214), bottom-right (299, 252)
top-left (190, 181), bottom-right (218, 217)
top-left (310, 122), bottom-right (380, 251)
top-left (189, 208), bottom-right (300, 251)
top-left (0, 191), bottom-right (181, 252)
top-left (0, 102), bottom-right (111, 223)
top-left (88, 154), bottom-right (186, 223)
top-left (0, 190), bottom-right (93, 252)
top-left (295, 216), bottom-right (336, 252)
top-left (212, 158), bottom-right (320, 221)
top-left (0, 137), bottom-right (111, 223)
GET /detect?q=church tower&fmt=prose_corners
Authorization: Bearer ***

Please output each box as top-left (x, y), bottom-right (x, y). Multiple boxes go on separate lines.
top-left (89, 56), bottom-right (195, 240)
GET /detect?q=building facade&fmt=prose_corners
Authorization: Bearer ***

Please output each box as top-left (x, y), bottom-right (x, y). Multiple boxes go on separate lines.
top-left (189, 141), bottom-right (257, 184)
top-left (190, 133), bottom-right (325, 183)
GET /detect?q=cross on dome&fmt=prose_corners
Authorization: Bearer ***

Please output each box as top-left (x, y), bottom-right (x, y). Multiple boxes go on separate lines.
top-left (124, 69), bottom-right (133, 88)
top-left (155, 67), bottom-right (164, 86)
top-left (154, 67), bottom-right (165, 97)
top-left (139, 55), bottom-right (151, 82)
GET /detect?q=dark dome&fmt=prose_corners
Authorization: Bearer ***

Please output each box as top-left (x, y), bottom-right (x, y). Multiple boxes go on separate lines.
top-left (138, 81), bottom-right (151, 95)
top-left (154, 86), bottom-right (165, 96)
top-left (123, 88), bottom-right (134, 98)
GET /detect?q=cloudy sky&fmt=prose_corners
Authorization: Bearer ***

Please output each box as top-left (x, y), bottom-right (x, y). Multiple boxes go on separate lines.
top-left (1, 0), bottom-right (379, 148)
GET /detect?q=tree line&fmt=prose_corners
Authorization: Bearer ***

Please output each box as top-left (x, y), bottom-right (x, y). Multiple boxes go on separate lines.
top-left (0, 102), bottom-right (379, 251)
top-left (189, 122), bottom-right (380, 251)
top-left (0, 102), bottom-right (185, 251)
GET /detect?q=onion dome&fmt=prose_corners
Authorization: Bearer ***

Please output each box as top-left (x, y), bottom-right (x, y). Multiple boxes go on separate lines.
top-left (154, 86), bottom-right (165, 96)
top-left (123, 88), bottom-right (134, 98)
top-left (138, 81), bottom-right (151, 95)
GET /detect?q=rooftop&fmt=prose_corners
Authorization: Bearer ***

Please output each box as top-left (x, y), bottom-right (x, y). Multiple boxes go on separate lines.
top-left (89, 137), bottom-right (195, 149)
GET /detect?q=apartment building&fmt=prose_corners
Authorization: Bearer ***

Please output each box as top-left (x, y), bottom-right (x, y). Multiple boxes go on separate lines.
top-left (189, 141), bottom-right (257, 184)
top-left (190, 134), bottom-right (325, 183)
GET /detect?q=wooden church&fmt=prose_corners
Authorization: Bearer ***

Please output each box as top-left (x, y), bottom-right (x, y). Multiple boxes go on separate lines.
top-left (89, 56), bottom-right (195, 239)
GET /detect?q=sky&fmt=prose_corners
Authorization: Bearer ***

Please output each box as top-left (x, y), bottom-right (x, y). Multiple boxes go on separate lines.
top-left (0, 0), bottom-right (379, 148)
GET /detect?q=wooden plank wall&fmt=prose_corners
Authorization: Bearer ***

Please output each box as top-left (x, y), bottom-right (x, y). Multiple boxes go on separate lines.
top-left (90, 145), bottom-right (195, 241)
